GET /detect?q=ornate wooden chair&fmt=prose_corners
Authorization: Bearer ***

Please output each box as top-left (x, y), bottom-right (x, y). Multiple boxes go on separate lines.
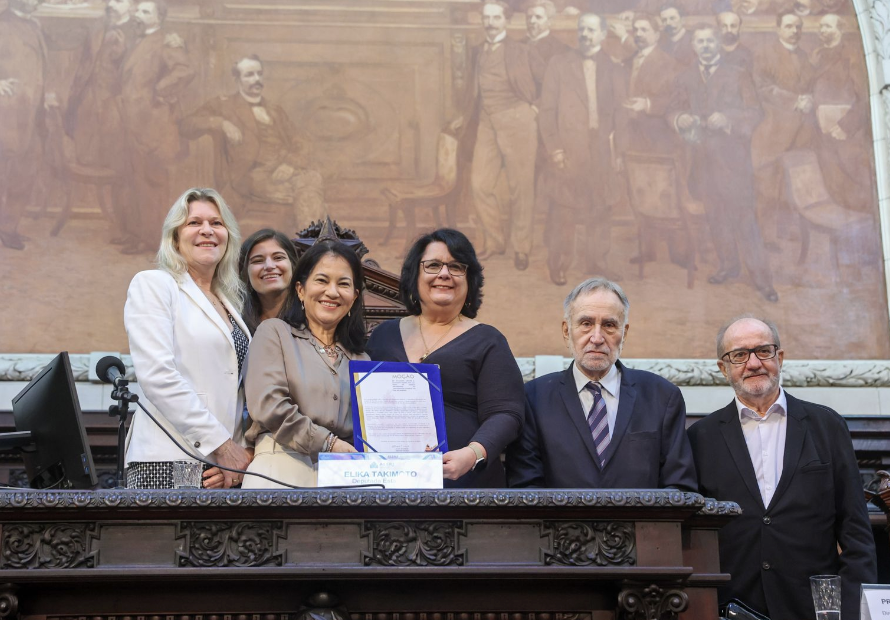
top-left (379, 130), bottom-right (460, 248)
top-left (780, 149), bottom-right (873, 277)
top-left (624, 151), bottom-right (701, 289)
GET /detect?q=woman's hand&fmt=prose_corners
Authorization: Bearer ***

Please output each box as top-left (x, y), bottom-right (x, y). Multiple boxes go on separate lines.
top-left (443, 446), bottom-right (479, 480)
top-left (330, 437), bottom-right (357, 453)
top-left (202, 467), bottom-right (226, 489)
top-left (209, 439), bottom-right (252, 488)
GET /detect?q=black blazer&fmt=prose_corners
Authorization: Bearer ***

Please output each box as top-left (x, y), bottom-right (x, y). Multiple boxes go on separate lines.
top-left (687, 393), bottom-right (876, 620)
top-left (505, 360), bottom-right (697, 490)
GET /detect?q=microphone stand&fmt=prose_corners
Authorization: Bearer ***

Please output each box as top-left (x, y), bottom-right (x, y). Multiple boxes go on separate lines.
top-left (108, 376), bottom-right (138, 489)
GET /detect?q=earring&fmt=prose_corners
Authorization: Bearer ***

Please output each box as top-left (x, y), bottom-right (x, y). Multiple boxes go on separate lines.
top-left (300, 300), bottom-right (304, 310)
top-left (348, 309), bottom-right (351, 317)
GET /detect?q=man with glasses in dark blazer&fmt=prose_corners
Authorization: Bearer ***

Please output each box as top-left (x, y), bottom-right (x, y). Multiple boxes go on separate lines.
top-left (687, 315), bottom-right (875, 620)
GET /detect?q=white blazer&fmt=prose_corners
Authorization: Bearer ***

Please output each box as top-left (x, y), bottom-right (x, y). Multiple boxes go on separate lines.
top-left (124, 269), bottom-right (250, 463)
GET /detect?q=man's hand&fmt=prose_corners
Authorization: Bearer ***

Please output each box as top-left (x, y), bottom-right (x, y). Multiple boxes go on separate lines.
top-left (829, 125), bottom-right (847, 140)
top-left (794, 94), bottom-right (814, 114)
top-left (0, 79), bottom-right (19, 97)
top-left (623, 97), bottom-right (648, 113)
top-left (676, 113), bottom-right (698, 131)
top-left (272, 163), bottom-right (295, 182)
top-left (550, 150), bottom-right (567, 169)
top-left (221, 120), bottom-right (243, 145)
top-left (706, 112), bottom-right (730, 132)
top-left (209, 439), bottom-right (252, 488)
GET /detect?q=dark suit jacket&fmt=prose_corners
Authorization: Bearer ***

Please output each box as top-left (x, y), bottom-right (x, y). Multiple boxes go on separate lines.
top-left (658, 30), bottom-right (696, 66)
top-left (120, 28), bottom-right (194, 159)
top-left (538, 49), bottom-right (626, 209)
top-left (668, 60), bottom-right (762, 205)
top-left (506, 361), bottom-right (697, 490)
top-left (0, 10), bottom-right (47, 154)
top-left (619, 47), bottom-right (682, 156)
top-left (687, 394), bottom-right (877, 620)
top-left (528, 33), bottom-right (571, 65)
top-left (180, 93), bottom-right (310, 200)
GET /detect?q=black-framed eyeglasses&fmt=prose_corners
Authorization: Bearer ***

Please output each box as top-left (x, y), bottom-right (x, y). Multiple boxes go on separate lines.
top-left (721, 344), bottom-right (779, 365)
top-left (420, 260), bottom-right (468, 276)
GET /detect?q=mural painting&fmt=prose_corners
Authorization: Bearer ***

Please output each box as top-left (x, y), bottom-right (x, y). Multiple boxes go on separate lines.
top-left (0, 0), bottom-right (886, 359)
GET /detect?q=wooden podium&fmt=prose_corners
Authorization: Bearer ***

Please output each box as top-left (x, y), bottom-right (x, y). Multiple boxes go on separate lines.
top-left (0, 489), bottom-right (737, 620)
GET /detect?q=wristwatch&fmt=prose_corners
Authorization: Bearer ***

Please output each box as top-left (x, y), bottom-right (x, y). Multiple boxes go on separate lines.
top-left (469, 443), bottom-right (486, 470)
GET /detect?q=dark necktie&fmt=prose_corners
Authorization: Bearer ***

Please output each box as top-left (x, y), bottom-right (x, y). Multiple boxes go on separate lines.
top-left (586, 382), bottom-right (609, 466)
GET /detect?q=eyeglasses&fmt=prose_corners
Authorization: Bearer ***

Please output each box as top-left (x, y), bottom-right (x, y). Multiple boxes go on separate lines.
top-left (721, 344), bottom-right (779, 365)
top-left (420, 260), bottom-right (468, 276)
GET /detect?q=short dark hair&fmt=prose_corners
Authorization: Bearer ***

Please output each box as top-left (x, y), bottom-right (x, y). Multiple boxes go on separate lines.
top-left (659, 2), bottom-right (683, 15)
top-left (483, 0), bottom-right (513, 21)
top-left (143, 0), bottom-right (167, 22)
top-left (232, 54), bottom-right (262, 79)
top-left (690, 22), bottom-right (717, 38)
top-left (776, 10), bottom-right (802, 27)
top-left (400, 228), bottom-right (484, 319)
top-left (286, 240), bottom-right (366, 354)
top-left (633, 12), bottom-right (661, 32)
top-left (238, 228), bottom-right (299, 335)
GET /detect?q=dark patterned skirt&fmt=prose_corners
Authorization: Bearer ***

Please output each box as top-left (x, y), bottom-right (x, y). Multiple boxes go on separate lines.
top-left (126, 461), bottom-right (213, 489)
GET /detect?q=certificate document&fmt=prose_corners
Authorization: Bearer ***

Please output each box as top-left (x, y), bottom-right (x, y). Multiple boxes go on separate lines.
top-left (349, 361), bottom-right (448, 453)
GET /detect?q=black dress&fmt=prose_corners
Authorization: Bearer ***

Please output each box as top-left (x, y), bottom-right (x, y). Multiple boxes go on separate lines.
top-left (367, 319), bottom-right (525, 488)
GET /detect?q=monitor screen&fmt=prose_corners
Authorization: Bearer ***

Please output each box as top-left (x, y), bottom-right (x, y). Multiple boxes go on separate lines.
top-left (12, 352), bottom-right (98, 489)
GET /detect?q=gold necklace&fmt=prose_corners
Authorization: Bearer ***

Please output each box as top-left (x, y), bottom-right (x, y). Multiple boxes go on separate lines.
top-left (418, 314), bottom-right (460, 362)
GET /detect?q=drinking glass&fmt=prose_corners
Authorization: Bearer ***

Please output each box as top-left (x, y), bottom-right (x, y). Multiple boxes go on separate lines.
top-left (172, 460), bottom-right (203, 489)
top-left (810, 575), bottom-right (841, 620)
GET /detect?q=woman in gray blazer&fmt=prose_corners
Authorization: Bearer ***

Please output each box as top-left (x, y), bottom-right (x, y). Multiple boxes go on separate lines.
top-left (243, 240), bottom-right (369, 488)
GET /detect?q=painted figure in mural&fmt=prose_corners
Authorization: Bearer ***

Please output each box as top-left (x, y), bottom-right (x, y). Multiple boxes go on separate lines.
top-left (505, 277), bottom-right (698, 489)
top-left (453, 0), bottom-right (545, 271)
top-left (602, 9), bottom-right (637, 64)
top-left (180, 55), bottom-right (325, 236)
top-left (717, 11), bottom-right (753, 71)
top-left (525, 0), bottom-right (571, 63)
top-left (120, 0), bottom-right (195, 254)
top-left (751, 12), bottom-right (815, 245)
top-left (66, 0), bottom-right (143, 245)
top-left (658, 3), bottom-right (696, 66)
top-left (669, 24), bottom-right (778, 302)
top-left (688, 316), bottom-right (876, 620)
top-left (619, 12), bottom-right (691, 269)
top-left (538, 13), bottom-right (625, 286)
top-left (811, 13), bottom-right (875, 214)
top-left (0, 0), bottom-right (49, 251)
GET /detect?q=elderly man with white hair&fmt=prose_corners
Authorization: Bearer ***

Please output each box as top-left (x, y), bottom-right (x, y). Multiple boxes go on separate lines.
top-left (506, 277), bottom-right (697, 490)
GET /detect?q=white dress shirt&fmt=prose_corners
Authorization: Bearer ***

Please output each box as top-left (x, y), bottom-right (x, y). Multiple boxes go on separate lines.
top-left (736, 388), bottom-right (788, 507)
top-left (573, 362), bottom-right (621, 439)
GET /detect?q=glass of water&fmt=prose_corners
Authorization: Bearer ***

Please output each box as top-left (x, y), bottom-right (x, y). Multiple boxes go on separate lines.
top-left (172, 460), bottom-right (203, 489)
top-left (810, 575), bottom-right (841, 620)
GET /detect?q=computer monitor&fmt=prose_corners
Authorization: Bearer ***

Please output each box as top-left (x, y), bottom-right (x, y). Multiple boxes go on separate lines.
top-left (11, 352), bottom-right (98, 489)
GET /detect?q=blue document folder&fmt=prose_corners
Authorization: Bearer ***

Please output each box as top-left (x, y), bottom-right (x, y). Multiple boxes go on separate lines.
top-left (349, 360), bottom-right (448, 453)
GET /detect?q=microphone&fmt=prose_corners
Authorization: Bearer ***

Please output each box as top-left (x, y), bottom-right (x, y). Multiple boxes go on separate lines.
top-left (96, 355), bottom-right (127, 385)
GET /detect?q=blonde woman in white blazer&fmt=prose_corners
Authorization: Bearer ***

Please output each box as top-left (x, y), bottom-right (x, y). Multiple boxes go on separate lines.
top-left (124, 188), bottom-right (253, 489)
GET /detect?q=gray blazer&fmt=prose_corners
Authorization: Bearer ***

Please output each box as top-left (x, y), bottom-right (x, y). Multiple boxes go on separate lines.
top-left (244, 319), bottom-right (368, 459)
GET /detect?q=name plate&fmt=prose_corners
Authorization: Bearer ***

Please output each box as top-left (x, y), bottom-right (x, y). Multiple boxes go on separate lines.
top-left (317, 453), bottom-right (443, 489)
top-left (862, 585), bottom-right (890, 620)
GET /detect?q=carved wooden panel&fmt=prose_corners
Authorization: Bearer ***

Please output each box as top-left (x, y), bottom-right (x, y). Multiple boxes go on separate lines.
top-left (543, 521), bottom-right (636, 567)
top-left (176, 521), bottom-right (285, 567)
top-left (0, 523), bottom-right (97, 570)
top-left (362, 521), bottom-right (466, 567)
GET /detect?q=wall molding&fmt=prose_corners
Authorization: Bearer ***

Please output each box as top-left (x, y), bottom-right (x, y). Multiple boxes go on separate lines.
top-left (2, 353), bottom-right (890, 388)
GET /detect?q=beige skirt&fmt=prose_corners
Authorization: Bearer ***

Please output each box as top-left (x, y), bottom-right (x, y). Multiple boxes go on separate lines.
top-left (242, 433), bottom-right (317, 489)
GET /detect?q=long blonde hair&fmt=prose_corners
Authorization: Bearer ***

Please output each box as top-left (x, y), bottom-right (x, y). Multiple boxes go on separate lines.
top-left (156, 187), bottom-right (245, 311)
